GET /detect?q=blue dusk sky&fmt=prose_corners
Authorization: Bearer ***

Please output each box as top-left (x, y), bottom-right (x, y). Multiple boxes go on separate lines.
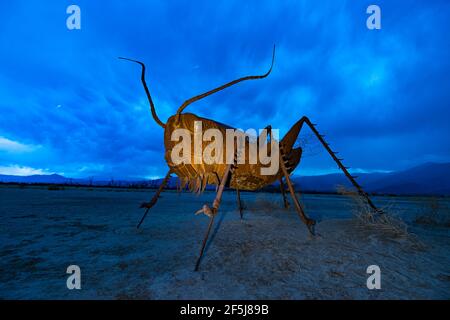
top-left (0, 1), bottom-right (449, 179)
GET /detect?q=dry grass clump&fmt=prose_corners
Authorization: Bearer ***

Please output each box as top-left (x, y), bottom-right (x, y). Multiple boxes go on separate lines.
top-left (414, 197), bottom-right (450, 227)
top-left (47, 185), bottom-right (65, 191)
top-left (336, 185), bottom-right (411, 239)
top-left (251, 194), bottom-right (288, 213)
top-left (337, 185), bottom-right (426, 250)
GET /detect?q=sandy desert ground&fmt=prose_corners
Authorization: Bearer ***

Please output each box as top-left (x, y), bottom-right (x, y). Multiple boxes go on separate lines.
top-left (0, 185), bottom-right (449, 299)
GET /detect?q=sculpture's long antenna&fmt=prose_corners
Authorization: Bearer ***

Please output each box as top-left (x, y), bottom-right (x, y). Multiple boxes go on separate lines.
top-left (119, 57), bottom-right (166, 129)
top-left (175, 45), bottom-right (276, 117)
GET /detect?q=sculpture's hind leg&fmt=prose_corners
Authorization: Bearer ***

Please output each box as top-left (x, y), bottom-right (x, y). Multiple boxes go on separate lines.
top-left (279, 154), bottom-right (316, 235)
top-left (194, 163), bottom-right (233, 271)
top-left (137, 170), bottom-right (172, 228)
top-left (236, 188), bottom-right (243, 219)
top-left (279, 177), bottom-right (289, 209)
top-left (282, 116), bottom-right (382, 214)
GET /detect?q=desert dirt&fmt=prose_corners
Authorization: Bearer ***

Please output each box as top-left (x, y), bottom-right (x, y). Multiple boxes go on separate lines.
top-left (0, 185), bottom-right (449, 299)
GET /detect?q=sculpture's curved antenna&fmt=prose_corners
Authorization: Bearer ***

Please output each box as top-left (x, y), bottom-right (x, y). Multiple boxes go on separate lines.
top-left (119, 57), bottom-right (166, 129)
top-left (176, 45), bottom-right (276, 117)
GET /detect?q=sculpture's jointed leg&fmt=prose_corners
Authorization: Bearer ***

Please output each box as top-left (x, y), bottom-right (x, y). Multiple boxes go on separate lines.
top-left (236, 188), bottom-right (243, 219)
top-left (194, 163), bottom-right (234, 271)
top-left (137, 170), bottom-right (172, 228)
top-left (279, 177), bottom-right (289, 209)
top-left (282, 116), bottom-right (382, 214)
top-left (279, 155), bottom-right (316, 235)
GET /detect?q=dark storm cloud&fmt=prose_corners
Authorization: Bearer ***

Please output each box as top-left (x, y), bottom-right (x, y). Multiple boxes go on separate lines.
top-left (0, 0), bottom-right (449, 178)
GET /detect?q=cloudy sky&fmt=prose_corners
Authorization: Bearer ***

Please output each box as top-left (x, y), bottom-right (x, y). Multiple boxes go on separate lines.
top-left (0, 0), bottom-right (449, 179)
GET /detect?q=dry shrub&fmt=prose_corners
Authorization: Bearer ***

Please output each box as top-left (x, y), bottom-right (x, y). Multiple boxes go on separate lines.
top-left (47, 185), bottom-right (65, 191)
top-left (336, 185), bottom-right (413, 240)
top-left (337, 185), bottom-right (428, 250)
top-left (251, 194), bottom-right (286, 212)
top-left (414, 197), bottom-right (450, 227)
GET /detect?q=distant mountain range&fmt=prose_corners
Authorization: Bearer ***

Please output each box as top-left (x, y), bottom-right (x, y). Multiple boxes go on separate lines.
top-left (0, 162), bottom-right (449, 196)
top-left (290, 162), bottom-right (450, 196)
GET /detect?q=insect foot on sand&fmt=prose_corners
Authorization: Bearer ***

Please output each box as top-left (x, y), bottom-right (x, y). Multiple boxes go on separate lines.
top-left (306, 219), bottom-right (316, 236)
top-left (139, 198), bottom-right (157, 209)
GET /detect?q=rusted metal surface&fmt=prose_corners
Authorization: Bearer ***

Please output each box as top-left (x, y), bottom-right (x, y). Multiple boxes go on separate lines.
top-left (121, 46), bottom-right (381, 270)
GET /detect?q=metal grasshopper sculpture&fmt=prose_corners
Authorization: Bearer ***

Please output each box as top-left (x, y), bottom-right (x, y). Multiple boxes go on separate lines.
top-left (120, 46), bottom-right (382, 271)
